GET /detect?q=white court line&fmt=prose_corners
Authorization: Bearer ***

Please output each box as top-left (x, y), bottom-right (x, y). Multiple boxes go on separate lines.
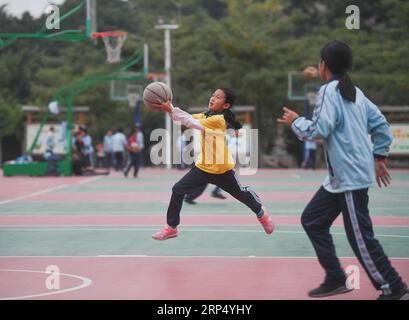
top-left (2, 206), bottom-right (409, 214)
top-left (0, 226), bottom-right (408, 238)
top-left (0, 269), bottom-right (92, 300)
top-left (96, 255), bottom-right (409, 260)
top-left (0, 223), bottom-right (408, 228)
top-left (290, 174), bottom-right (301, 179)
top-left (0, 185), bottom-right (69, 206)
top-left (0, 255), bottom-right (408, 260)
top-left (77, 176), bottom-right (103, 184)
top-left (0, 176), bottom-right (103, 206)
top-left (98, 255), bottom-right (148, 257)
top-left (0, 211), bottom-right (247, 215)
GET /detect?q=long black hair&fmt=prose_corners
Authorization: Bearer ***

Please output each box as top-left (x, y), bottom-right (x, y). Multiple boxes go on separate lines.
top-left (320, 41), bottom-right (356, 102)
top-left (204, 87), bottom-right (242, 130)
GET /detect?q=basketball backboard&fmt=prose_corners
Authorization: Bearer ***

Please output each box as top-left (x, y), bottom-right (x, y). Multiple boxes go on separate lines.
top-left (110, 72), bottom-right (143, 101)
top-left (287, 71), bottom-right (320, 101)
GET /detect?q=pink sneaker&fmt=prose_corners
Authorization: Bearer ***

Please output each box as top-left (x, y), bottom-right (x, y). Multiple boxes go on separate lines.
top-left (152, 225), bottom-right (178, 240)
top-left (258, 207), bottom-right (274, 234)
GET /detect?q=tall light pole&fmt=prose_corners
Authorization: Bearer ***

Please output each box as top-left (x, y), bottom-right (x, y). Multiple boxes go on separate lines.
top-left (155, 21), bottom-right (179, 169)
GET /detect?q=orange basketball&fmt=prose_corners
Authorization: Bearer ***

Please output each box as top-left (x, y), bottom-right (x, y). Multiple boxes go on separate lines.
top-left (143, 82), bottom-right (173, 112)
top-left (303, 66), bottom-right (318, 80)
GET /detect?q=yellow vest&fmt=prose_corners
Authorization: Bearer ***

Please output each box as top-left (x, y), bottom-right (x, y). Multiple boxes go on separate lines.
top-left (192, 113), bottom-right (235, 174)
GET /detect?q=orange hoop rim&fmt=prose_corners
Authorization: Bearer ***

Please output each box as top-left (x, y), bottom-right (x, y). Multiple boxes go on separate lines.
top-left (146, 72), bottom-right (166, 80)
top-left (92, 31), bottom-right (128, 39)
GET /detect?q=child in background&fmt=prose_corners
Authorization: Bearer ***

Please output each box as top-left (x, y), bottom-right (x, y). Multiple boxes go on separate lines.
top-left (96, 142), bottom-right (105, 169)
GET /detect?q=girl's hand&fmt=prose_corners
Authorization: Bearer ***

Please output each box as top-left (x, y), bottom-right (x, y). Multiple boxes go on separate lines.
top-left (277, 107), bottom-right (300, 125)
top-left (159, 100), bottom-right (174, 113)
top-left (375, 161), bottom-right (391, 188)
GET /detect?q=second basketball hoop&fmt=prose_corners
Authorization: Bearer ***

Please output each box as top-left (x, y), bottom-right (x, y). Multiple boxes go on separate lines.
top-left (92, 31), bottom-right (128, 63)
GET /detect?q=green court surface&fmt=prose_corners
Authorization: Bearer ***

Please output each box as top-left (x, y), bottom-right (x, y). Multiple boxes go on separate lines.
top-left (0, 225), bottom-right (408, 258)
top-left (0, 168), bottom-right (408, 300)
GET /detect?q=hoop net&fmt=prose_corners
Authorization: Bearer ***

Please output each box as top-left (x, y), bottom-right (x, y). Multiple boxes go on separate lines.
top-left (127, 85), bottom-right (142, 108)
top-left (127, 93), bottom-right (139, 108)
top-left (92, 31), bottom-right (128, 63)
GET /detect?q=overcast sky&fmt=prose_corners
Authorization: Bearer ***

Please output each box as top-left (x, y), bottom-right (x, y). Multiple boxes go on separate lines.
top-left (0, 0), bottom-right (65, 18)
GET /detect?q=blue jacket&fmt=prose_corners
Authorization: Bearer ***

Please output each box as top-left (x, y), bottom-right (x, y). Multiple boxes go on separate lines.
top-left (291, 79), bottom-right (393, 193)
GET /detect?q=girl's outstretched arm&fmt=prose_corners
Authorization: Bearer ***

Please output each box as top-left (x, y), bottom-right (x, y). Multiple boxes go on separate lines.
top-left (278, 84), bottom-right (338, 141)
top-left (159, 101), bottom-right (204, 131)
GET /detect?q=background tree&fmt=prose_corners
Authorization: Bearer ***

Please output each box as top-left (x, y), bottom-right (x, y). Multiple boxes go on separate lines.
top-left (0, 0), bottom-right (408, 165)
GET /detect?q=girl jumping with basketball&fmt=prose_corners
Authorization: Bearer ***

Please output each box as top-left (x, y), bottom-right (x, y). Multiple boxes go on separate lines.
top-left (152, 87), bottom-right (274, 240)
top-left (278, 41), bottom-right (408, 300)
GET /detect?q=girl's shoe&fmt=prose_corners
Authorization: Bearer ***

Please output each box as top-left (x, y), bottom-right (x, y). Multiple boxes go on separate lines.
top-left (152, 225), bottom-right (178, 240)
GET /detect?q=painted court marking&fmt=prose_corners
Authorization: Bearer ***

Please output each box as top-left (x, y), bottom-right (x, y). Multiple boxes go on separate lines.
top-left (0, 185), bottom-right (69, 206)
top-left (0, 176), bottom-right (103, 206)
top-left (3, 206), bottom-right (409, 214)
top-left (0, 169), bottom-right (407, 300)
top-left (0, 256), bottom-right (405, 299)
top-left (1, 223), bottom-right (408, 228)
top-left (0, 255), bottom-right (408, 259)
top-left (1, 226), bottom-right (408, 239)
top-left (77, 176), bottom-right (103, 184)
top-left (94, 255), bottom-right (409, 260)
top-left (0, 268), bottom-right (92, 300)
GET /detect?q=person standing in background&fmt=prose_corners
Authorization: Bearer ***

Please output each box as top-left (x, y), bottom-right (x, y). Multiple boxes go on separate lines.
top-left (103, 130), bottom-right (114, 169)
top-left (44, 126), bottom-right (62, 163)
top-left (112, 128), bottom-right (127, 171)
top-left (303, 139), bottom-right (318, 169)
top-left (96, 141), bottom-right (105, 169)
top-left (45, 126), bottom-right (55, 156)
top-left (81, 127), bottom-right (95, 170)
top-left (124, 126), bottom-right (144, 178)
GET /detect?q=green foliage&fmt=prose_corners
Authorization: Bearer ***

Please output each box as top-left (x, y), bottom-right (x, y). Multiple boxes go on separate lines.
top-left (0, 99), bottom-right (23, 139)
top-left (0, 0), bottom-right (408, 160)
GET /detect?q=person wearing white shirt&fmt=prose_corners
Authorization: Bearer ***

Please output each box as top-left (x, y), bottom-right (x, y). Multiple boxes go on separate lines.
top-left (80, 127), bottom-right (95, 170)
top-left (112, 128), bottom-right (127, 171)
top-left (103, 130), bottom-right (114, 168)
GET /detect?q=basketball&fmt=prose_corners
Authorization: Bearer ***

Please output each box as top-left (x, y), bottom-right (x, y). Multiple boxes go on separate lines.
top-left (303, 66), bottom-right (318, 80)
top-left (143, 82), bottom-right (173, 112)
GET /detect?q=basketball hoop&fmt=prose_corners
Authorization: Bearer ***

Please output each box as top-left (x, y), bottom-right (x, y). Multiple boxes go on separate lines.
top-left (127, 85), bottom-right (142, 108)
top-left (92, 31), bottom-right (128, 63)
top-left (288, 71), bottom-right (320, 101)
top-left (146, 72), bottom-right (166, 82)
top-left (127, 93), bottom-right (140, 108)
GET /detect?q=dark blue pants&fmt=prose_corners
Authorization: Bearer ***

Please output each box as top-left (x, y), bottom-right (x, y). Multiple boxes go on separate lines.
top-left (302, 186), bottom-right (405, 294)
top-left (124, 153), bottom-right (141, 177)
top-left (167, 166), bottom-right (262, 227)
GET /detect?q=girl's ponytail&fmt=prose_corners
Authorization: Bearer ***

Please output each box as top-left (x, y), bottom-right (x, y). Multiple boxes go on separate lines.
top-left (219, 87), bottom-right (242, 130)
top-left (337, 72), bottom-right (356, 102)
top-left (222, 109), bottom-right (242, 130)
top-left (321, 41), bottom-right (356, 103)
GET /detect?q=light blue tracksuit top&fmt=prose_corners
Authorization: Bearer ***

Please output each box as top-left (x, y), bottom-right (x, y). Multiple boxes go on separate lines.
top-left (291, 79), bottom-right (393, 193)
